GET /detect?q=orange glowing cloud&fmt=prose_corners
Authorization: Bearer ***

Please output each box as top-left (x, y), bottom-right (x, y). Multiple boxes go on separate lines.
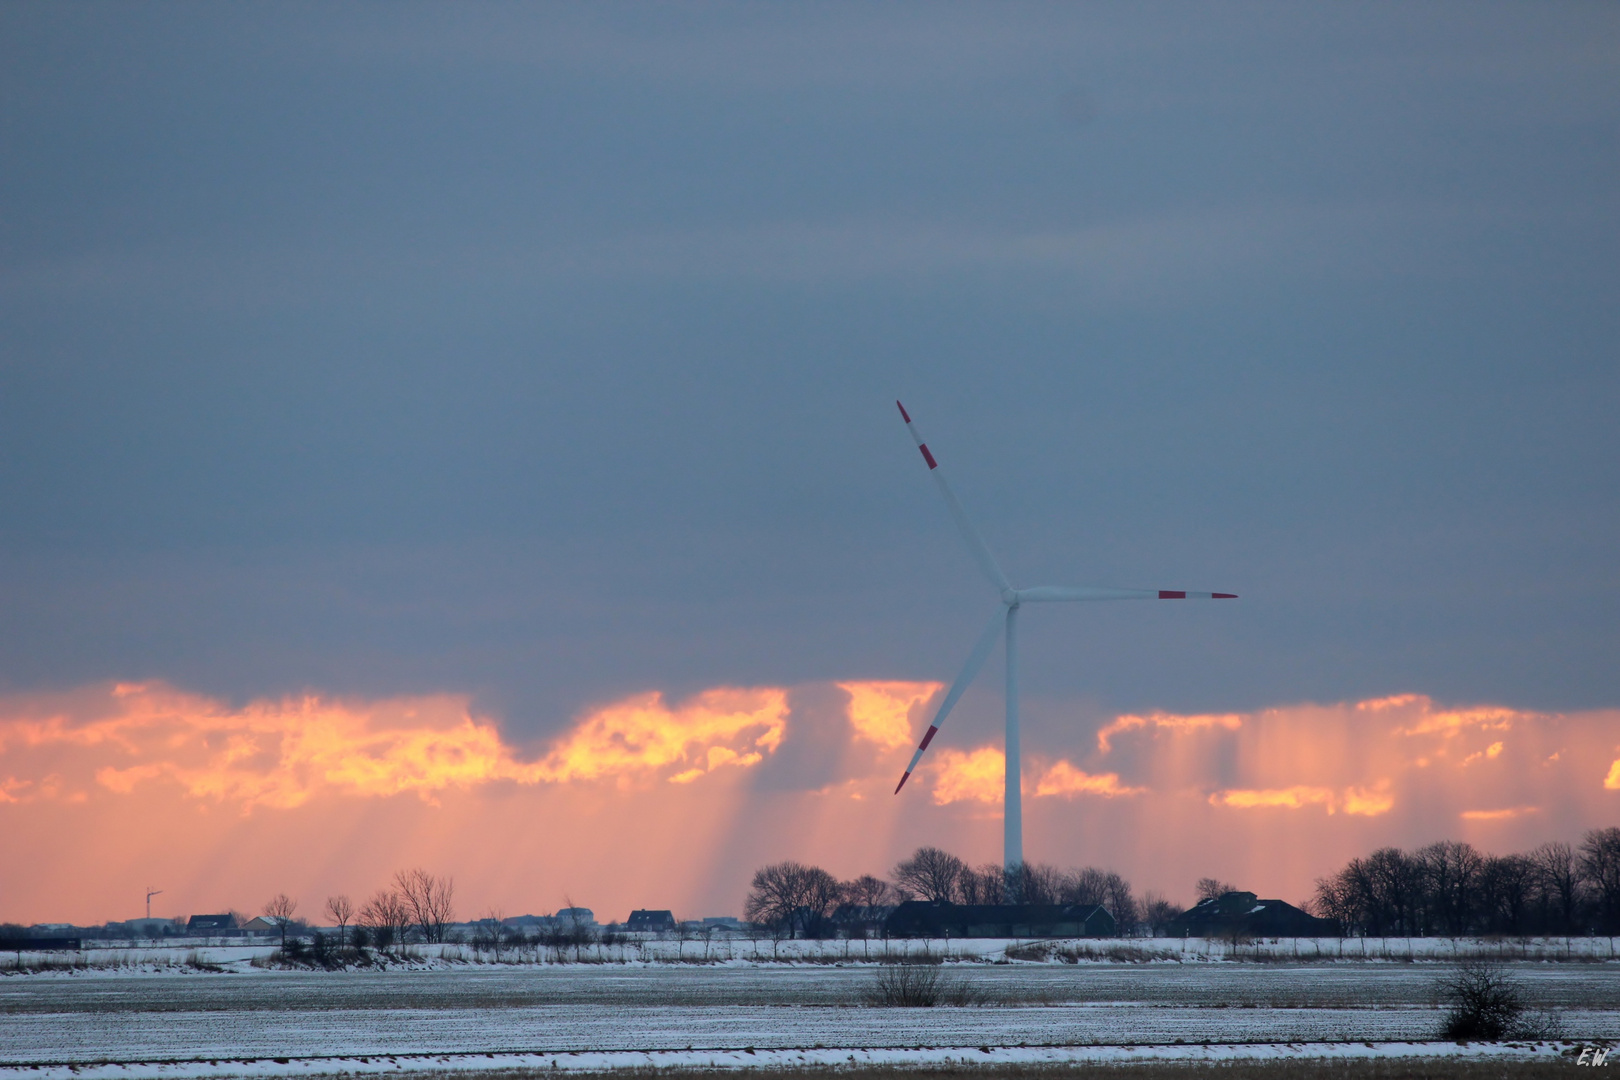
top-left (534, 688), bottom-right (787, 786)
top-left (1096, 710), bottom-right (1243, 752)
top-left (930, 746), bottom-right (1005, 804)
top-left (838, 681), bottom-right (942, 750)
top-left (1460, 806), bottom-right (1542, 821)
top-left (1362, 693), bottom-right (1524, 738)
top-left (5, 682), bottom-right (1620, 927)
top-left (1209, 781), bottom-right (1392, 816)
top-left (0, 682), bottom-right (788, 812)
top-left (1341, 782), bottom-right (1396, 816)
top-left (1211, 785), bottom-right (1335, 811)
top-left (1032, 760), bottom-right (1145, 799)
top-left (929, 749), bottom-right (1145, 805)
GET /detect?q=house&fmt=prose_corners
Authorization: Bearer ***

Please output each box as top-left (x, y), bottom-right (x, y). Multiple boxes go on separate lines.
top-left (240, 916), bottom-right (281, 937)
top-left (701, 916), bottom-right (745, 932)
top-left (555, 907), bottom-right (596, 927)
top-left (187, 914), bottom-right (236, 934)
top-left (1164, 891), bottom-right (1339, 938)
top-left (885, 901), bottom-right (1116, 939)
top-left (626, 909), bottom-right (676, 933)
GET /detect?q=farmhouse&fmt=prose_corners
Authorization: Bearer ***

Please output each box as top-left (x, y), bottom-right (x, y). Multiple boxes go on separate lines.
top-left (626, 909), bottom-right (676, 933)
top-left (1165, 891), bottom-right (1339, 937)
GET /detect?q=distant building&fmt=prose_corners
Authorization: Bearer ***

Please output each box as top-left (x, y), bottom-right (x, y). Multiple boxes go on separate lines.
top-left (830, 904), bottom-right (897, 935)
top-left (626, 909), bottom-right (676, 933)
top-left (187, 914), bottom-right (235, 934)
top-left (701, 916), bottom-right (745, 931)
top-left (240, 916), bottom-right (280, 936)
top-left (123, 917), bottom-right (181, 938)
top-left (885, 901), bottom-right (1115, 939)
top-left (502, 914), bottom-right (556, 929)
top-left (1164, 891), bottom-right (1338, 938)
top-left (555, 907), bottom-right (596, 927)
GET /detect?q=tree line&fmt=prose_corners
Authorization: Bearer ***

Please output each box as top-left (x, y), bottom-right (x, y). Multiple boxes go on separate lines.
top-left (1313, 828), bottom-right (1620, 937)
top-left (260, 867), bottom-right (457, 951)
top-left (744, 846), bottom-right (1173, 938)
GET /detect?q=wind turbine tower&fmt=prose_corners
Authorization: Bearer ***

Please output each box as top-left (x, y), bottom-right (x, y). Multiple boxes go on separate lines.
top-left (146, 886), bottom-right (163, 920)
top-left (892, 402), bottom-right (1237, 891)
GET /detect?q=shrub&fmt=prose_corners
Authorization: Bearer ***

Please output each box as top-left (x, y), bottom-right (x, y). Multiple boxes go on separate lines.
top-left (863, 962), bottom-right (943, 1006)
top-left (1438, 960), bottom-right (1524, 1039)
top-left (861, 960), bottom-right (988, 1007)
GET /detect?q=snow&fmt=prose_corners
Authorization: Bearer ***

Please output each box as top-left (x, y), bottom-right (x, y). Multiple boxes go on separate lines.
top-left (6, 934), bottom-right (1618, 972)
top-left (0, 1041), bottom-right (1603, 1079)
top-left (2, 952), bottom-right (1615, 1077)
top-left (2, 961), bottom-right (1617, 1065)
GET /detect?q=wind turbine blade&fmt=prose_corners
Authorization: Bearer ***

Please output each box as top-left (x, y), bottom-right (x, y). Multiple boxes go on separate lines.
top-left (896, 401), bottom-right (1012, 593)
top-left (895, 605), bottom-right (1005, 794)
top-left (1017, 585), bottom-right (1238, 602)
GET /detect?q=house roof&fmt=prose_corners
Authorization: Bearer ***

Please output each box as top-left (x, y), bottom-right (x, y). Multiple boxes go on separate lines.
top-left (187, 914), bottom-right (234, 929)
top-left (1165, 892), bottom-right (1338, 937)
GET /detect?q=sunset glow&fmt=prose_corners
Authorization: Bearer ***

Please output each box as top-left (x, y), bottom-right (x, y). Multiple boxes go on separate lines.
top-left (929, 746), bottom-right (1006, 805)
top-left (838, 681), bottom-right (942, 750)
top-left (1096, 711), bottom-right (1244, 752)
top-left (1032, 761), bottom-right (1146, 800)
top-left (0, 682), bottom-right (791, 810)
top-left (1, 684), bottom-right (1617, 924)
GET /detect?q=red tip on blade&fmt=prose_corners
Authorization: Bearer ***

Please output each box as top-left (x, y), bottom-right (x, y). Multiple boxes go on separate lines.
top-left (1158, 590), bottom-right (1187, 599)
top-left (1213, 592), bottom-right (1238, 599)
top-left (919, 444), bottom-right (938, 469)
top-left (895, 771), bottom-right (911, 794)
top-left (896, 401), bottom-right (912, 423)
top-left (917, 725), bottom-right (939, 751)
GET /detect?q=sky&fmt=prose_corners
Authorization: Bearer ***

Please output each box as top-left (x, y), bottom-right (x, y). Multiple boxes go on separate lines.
top-left (1, 2), bottom-right (1617, 926)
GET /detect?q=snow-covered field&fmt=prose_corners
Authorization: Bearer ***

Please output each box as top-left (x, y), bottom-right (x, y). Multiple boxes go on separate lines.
top-left (7, 933), bottom-right (1619, 971)
top-left (0, 1041), bottom-right (1607, 1080)
top-left (1, 962), bottom-right (1616, 1071)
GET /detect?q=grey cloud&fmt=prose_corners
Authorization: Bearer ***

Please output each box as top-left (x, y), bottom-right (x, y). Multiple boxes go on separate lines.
top-left (0, 1), bottom-right (1615, 738)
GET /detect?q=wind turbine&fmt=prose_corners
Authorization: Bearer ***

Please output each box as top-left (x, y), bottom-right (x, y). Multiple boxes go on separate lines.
top-left (891, 401), bottom-right (1236, 892)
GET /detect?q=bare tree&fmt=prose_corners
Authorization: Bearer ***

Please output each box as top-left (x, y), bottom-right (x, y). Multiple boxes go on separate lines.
top-left (1421, 840), bottom-right (1486, 936)
top-left (1195, 877), bottom-right (1235, 902)
top-left (263, 893), bottom-right (298, 949)
top-left (957, 864), bottom-right (1005, 905)
top-left (324, 895), bottom-right (354, 948)
top-left (841, 874), bottom-right (897, 910)
top-left (1101, 871), bottom-right (1138, 934)
top-left (838, 874), bottom-right (898, 943)
top-left (1061, 867), bottom-right (1111, 907)
top-left (1579, 826), bottom-right (1620, 933)
top-left (1140, 891), bottom-right (1180, 936)
top-left (471, 909), bottom-right (507, 960)
top-left (1313, 870), bottom-right (1359, 935)
top-left (359, 888), bottom-right (410, 948)
top-left (394, 868), bottom-right (456, 943)
top-left (1010, 862), bottom-right (1065, 905)
top-left (1363, 847), bottom-right (1424, 935)
top-left (892, 847), bottom-right (966, 903)
top-left (1481, 855), bottom-right (1536, 935)
top-left (744, 861), bottom-right (840, 938)
top-left (1532, 841), bottom-right (1581, 933)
